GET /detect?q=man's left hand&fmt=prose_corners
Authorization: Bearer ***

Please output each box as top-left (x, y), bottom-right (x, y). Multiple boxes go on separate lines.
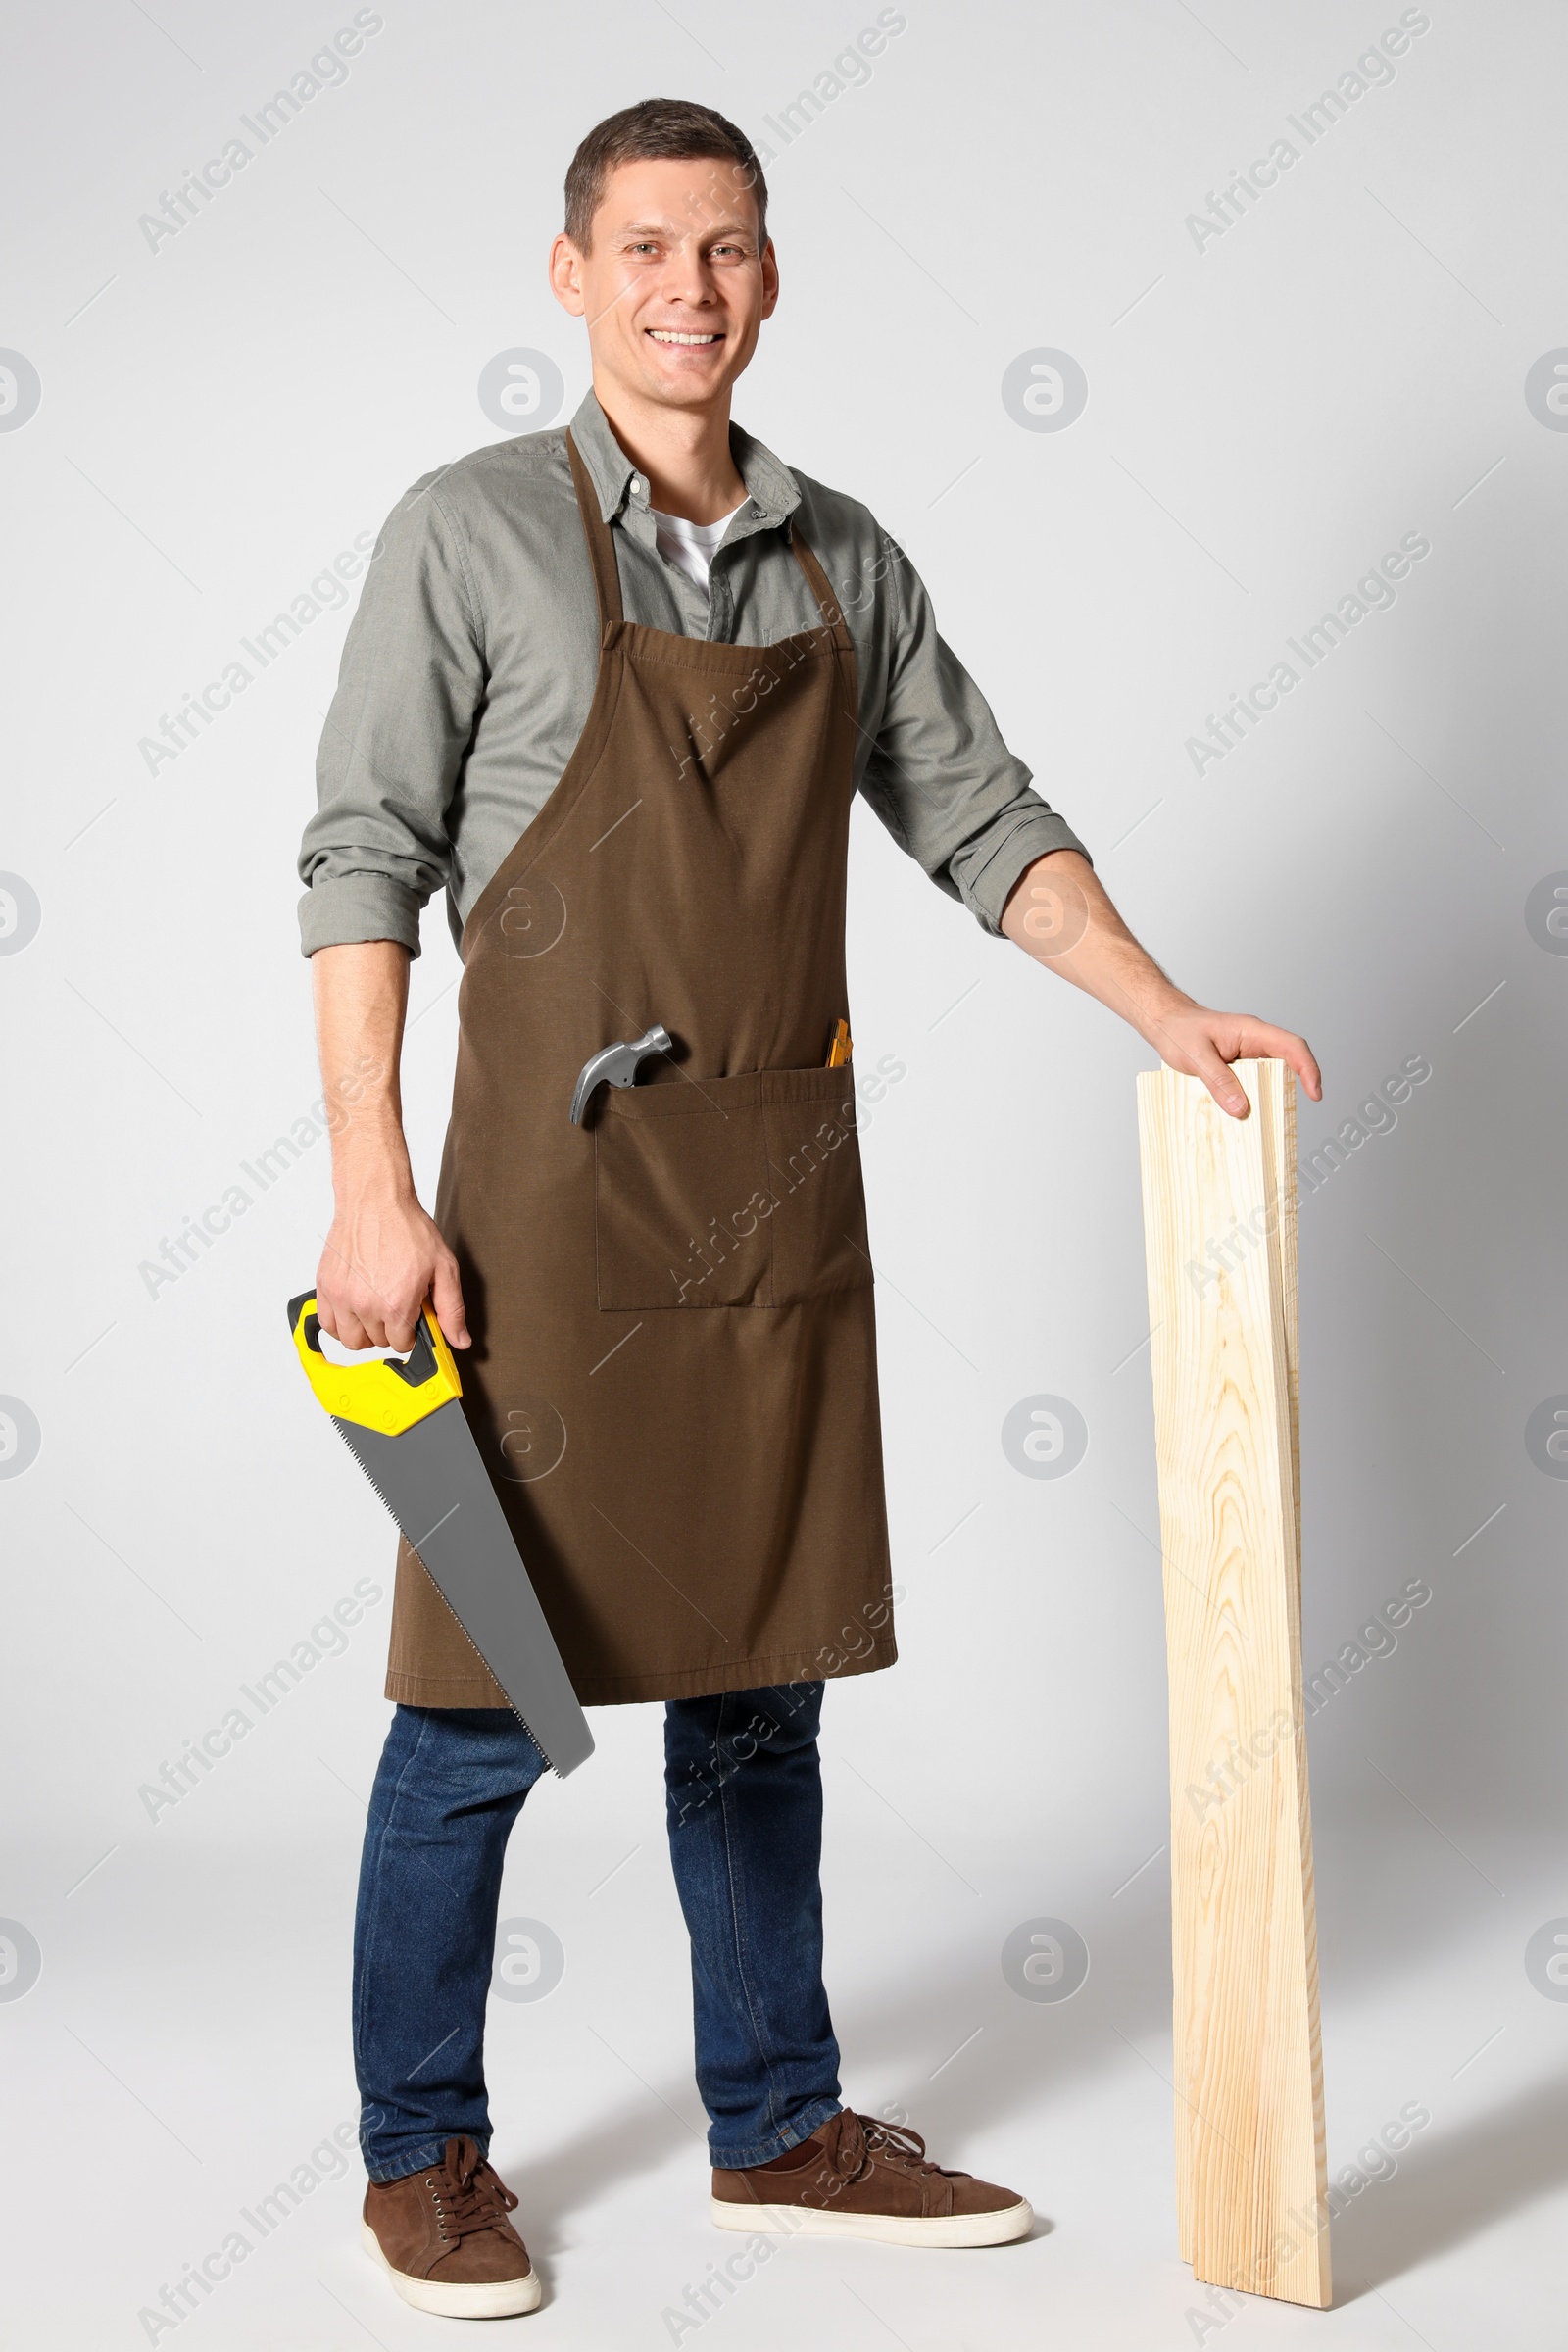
top-left (1139, 997), bottom-right (1322, 1120)
top-left (999, 851), bottom-right (1322, 1119)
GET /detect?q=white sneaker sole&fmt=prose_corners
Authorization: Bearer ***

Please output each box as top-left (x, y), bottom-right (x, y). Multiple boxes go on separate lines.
top-left (710, 2193), bottom-right (1034, 2248)
top-left (361, 2219), bottom-right (543, 2316)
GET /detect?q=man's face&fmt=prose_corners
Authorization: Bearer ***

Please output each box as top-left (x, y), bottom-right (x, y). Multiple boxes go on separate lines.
top-left (550, 156), bottom-right (777, 414)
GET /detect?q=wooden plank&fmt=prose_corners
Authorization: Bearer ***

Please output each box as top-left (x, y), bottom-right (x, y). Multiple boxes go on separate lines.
top-left (1135, 1058), bottom-right (1330, 2309)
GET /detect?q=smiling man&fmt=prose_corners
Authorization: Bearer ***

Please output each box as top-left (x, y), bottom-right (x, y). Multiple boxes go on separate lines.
top-left (297, 98), bottom-right (1320, 2320)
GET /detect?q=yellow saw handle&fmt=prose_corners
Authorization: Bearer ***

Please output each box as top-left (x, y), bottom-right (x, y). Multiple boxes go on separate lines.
top-left (286, 1291), bottom-right (463, 1436)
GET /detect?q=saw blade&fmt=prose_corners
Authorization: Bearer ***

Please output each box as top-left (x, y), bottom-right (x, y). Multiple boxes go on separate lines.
top-left (332, 1399), bottom-right (594, 1777)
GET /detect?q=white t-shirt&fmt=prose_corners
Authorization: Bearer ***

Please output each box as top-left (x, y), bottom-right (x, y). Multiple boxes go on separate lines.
top-left (650, 498), bottom-right (748, 596)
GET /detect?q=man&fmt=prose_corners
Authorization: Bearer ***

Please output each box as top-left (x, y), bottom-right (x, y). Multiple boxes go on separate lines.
top-left (298, 98), bottom-right (1321, 2320)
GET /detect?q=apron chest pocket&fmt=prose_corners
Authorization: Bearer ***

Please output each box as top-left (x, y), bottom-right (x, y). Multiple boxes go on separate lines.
top-left (594, 1064), bottom-right (873, 1311)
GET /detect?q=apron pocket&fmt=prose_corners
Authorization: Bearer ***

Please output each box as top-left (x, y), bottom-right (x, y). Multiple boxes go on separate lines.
top-left (760, 1068), bottom-right (872, 1303)
top-left (594, 1064), bottom-right (872, 1310)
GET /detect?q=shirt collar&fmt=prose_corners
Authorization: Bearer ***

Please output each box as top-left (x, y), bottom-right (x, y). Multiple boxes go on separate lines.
top-left (566, 387), bottom-right (801, 532)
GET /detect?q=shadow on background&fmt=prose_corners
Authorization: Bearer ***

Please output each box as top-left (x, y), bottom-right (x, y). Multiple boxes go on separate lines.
top-left (1332, 2072), bottom-right (1568, 2297)
top-left (494, 1928), bottom-right (1174, 2252)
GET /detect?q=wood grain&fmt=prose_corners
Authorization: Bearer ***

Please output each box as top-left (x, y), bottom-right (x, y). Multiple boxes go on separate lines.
top-left (1136, 1058), bottom-right (1330, 2309)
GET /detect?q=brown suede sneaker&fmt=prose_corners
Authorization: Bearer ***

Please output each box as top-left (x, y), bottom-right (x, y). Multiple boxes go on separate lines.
top-left (362, 2135), bottom-right (541, 2316)
top-left (711, 2110), bottom-right (1033, 2247)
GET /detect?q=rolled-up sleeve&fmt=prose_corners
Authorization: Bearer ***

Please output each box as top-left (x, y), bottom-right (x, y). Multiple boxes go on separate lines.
top-left (858, 537), bottom-right (1091, 936)
top-left (297, 475), bottom-right (486, 957)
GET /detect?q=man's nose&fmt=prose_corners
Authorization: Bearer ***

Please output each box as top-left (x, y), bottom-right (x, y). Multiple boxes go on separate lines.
top-left (658, 243), bottom-right (715, 304)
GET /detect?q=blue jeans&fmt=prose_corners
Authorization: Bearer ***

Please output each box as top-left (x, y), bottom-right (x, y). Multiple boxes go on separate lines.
top-left (353, 1685), bottom-right (844, 2181)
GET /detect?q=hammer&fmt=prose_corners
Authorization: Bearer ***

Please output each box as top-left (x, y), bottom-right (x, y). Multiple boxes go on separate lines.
top-left (569, 1022), bottom-right (673, 1125)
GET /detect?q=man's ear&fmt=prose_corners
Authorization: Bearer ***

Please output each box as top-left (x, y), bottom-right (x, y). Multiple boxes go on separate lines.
top-left (549, 232), bottom-right (587, 317)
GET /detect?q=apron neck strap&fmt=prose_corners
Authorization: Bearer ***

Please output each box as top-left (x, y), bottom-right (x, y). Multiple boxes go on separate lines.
top-left (566, 426), bottom-right (852, 652)
top-left (789, 530), bottom-right (851, 646)
top-left (566, 428), bottom-right (625, 631)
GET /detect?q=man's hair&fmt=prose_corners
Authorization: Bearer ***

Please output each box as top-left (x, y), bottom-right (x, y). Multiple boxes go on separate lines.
top-left (564, 98), bottom-right (769, 251)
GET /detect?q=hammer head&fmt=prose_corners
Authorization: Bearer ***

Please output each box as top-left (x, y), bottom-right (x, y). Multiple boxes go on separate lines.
top-left (569, 1023), bottom-right (673, 1125)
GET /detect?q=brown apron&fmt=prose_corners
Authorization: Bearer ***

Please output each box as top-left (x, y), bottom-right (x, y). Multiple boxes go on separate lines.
top-left (384, 431), bottom-right (897, 1709)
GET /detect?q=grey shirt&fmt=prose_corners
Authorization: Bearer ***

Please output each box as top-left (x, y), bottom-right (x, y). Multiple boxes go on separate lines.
top-left (297, 390), bottom-right (1089, 958)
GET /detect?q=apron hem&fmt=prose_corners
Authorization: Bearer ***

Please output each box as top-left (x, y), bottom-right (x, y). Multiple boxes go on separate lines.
top-left (383, 1638), bottom-right (897, 1711)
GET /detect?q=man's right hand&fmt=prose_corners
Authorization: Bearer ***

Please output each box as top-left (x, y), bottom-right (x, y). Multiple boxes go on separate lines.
top-left (315, 1183), bottom-right (471, 1354)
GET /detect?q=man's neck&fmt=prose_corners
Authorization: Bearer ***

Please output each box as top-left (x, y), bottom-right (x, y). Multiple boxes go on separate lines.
top-left (592, 378), bottom-right (747, 525)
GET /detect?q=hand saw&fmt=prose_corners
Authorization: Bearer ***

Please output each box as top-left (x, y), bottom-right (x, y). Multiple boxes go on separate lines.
top-left (286, 1291), bottom-right (594, 1777)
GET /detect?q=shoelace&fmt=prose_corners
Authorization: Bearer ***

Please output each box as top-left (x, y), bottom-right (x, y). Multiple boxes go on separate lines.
top-left (425, 2136), bottom-right (519, 2241)
top-left (832, 2112), bottom-right (949, 2184)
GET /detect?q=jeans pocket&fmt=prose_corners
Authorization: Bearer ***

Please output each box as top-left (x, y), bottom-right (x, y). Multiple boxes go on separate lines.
top-left (594, 1066), bottom-right (872, 1311)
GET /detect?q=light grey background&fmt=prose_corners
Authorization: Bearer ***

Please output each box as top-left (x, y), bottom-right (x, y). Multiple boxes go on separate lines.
top-left (2, 2), bottom-right (1563, 2344)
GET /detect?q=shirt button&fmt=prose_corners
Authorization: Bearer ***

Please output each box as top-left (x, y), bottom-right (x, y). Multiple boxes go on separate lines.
top-left (630, 476), bottom-right (645, 498)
